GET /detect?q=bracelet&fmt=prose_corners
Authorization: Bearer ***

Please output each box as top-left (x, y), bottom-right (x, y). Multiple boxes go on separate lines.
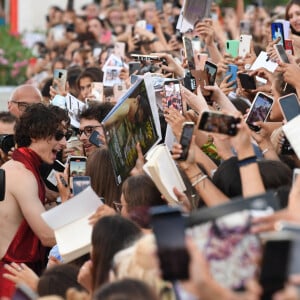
top-left (237, 155), bottom-right (257, 167)
top-left (190, 172), bottom-right (203, 179)
top-left (262, 148), bottom-right (269, 155)
top-left (192, 174), bottom-right (208, 187)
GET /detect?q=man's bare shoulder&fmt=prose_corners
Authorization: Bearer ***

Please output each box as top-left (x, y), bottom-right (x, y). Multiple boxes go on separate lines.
top-left (2, 159), bottom-right (36, 178)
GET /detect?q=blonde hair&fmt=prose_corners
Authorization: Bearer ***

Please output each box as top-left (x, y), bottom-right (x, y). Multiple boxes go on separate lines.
top-left (112, 234), bottom-right (175, 300)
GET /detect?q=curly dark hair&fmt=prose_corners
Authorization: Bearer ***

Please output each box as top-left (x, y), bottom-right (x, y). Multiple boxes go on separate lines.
top-left (79, 102), bottom-right (114, 122)
top-left (15, 103), bottom-right (64, 147)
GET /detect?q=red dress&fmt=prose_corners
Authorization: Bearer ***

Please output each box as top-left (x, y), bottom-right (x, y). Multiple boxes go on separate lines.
top-left (0, 148), bottom-right (48, 298)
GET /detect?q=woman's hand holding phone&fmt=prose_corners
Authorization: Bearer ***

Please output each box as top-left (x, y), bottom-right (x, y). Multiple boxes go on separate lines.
top-left (55, 164), bottom-right (72, 203)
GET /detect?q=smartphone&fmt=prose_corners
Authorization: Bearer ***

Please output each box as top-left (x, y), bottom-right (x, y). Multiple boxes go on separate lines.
top-left (130, 54), bottom-right (162, 63)
top-left (91, 82), bottom-right (104, 102)
top-left (238, 73), bottom-right (256, 90)
top-left (271, 22), bottom-right (285, 46)
top-left (114, 42), bottom-right (125, 58)
top-left (225, 40), bottom-right (240, 58)
top-left (129, 61), bottom-right (141, 75)
top-left (204, 61), bottom-right (217, 86)
top-left (150, 205), bottom-right (190, 281)
top-left (0, 169), bottom-right (5, 201)
top-left (285, 39), bottom-right (294, 55)
top-left (259, 239), bottom-right (292, 300)
top-left (178, 122), bottom-right (194, 160)
top-left (66, 137), bottom-right (83, 156)
top-left (240, 20), bottom-right (251, 35)
top-left (274, 44), bottom-right (290, 63)
top-left (12, 283), bottom-right (38, 300)
top-left (155, 0), bottom-right (163, 12)
top-left (53, 69), bottom-right (67, 91)
top-left (183, 36), bottom-right (196, 70)
top-left (198, 111), bottom-right (240, 136)
top-left (239, 34), bottom-right (252, 58)
top-left (46, 159), bottom-right (65, 188)
top-left (72, 176), bottom-right (91, 195)
top-left (164, 80), bottom-right (183, 113)
top-left (245, 92), bottom-right (274, 131)
top-left (278, 93), bottom-right (300, 121)
top-left (225, 64), bottom-right (238, 89)
top-left (89, 129), bottom-right (102, 147)
top-left (69, 156), bottom-right (87, 189)
top-left (136, 19), bottom-right (146, 29)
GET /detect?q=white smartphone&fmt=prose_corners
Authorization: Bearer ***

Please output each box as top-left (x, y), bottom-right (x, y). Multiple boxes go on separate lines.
top-left (239, 34), bottom-right (252, 58)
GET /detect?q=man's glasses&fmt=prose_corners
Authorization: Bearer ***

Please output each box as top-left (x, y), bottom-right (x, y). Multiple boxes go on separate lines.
top-left (78, 126), bottom-right (102, 137)
top-left (10, 100), bottom-right (31, 111)
top-left (55, 129), bottom-right (73, 141)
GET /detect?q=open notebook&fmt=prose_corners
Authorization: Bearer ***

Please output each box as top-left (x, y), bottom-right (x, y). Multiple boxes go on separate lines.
top-left (41, 187), bottom-right (103, 263)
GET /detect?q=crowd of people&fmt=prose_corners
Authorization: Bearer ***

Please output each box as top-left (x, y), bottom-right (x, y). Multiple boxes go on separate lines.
top-left (2, 0), bottom-right (300, 299)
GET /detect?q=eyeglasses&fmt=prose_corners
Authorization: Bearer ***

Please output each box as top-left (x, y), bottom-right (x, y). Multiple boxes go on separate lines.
top-left (55, 129), bottom-right (73, 141)
top-left (10, 100), bottom-right (31, 111)
top-left (78, 125), bottom-right (102, 137)
top-left (113, 201), bottom-right (124, 212)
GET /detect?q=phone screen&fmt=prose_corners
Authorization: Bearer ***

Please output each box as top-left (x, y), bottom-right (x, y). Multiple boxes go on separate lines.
top-left (179, 122), bottom-right (194, 160)
top-left (279, 94), bottom-right (300, 121)
top-left (271, 23), bottom-right (285, 46)
top-left (183, 37), bottom-right (195, 70)
top-left (73, 176), bottom-right (91, 195)
top-left (69, 157), bottom-right (87, 189)
top-left (199, 111), bottom-right (240, 136)
top-left (204, 61), bottom-right (217, 86)
top-left (150, 206), bottom-right (189, 281)
top-left (164, 80), bottom-right (183, 113)
top-left (246, 93), bottom-right (273, 131)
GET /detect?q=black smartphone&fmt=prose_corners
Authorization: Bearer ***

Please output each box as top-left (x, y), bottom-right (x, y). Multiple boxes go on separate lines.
top-left (279, 93), bottom-right (300, 121)
top-left (129, 61), bottom-right (141, 75)
top-left (274, 44), bottom-right (290, 63)
top-left (164, 80), bottom-right (183, 113)
top-left (0, 169), bottom-right (5, 201)
top-left (271, 22), bottom-right (285, 46)
top-left (238, 73), bottom-right (256, 90)
top-left (198, 111), bottom-right (240, 136)
top-left (245, 92), bottom-right (274, 131)
top-left (89, 130), bottom-right (102, 147)
top-left (178, 122), bottom-right (194, 160)
top-left (183, 36), bottom-right (195, 70)
top-left (150, 205), bottom-right (190, 281)
top-left (281, 136), bottom-right (295, 155)
top-left (259, 238), bottom-right (292, 300)
top-left (73, 176), bottom-right (91, 195)
top-left (204, 61), bottom-right (217, 86)
top-left (69, 156), bottom-right (87, 189)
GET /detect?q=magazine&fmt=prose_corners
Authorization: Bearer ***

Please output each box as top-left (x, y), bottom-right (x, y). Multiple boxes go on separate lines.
top-left (102, 73), bottom-right (161, 184)
top-left (65, 93), bottom-right (86, 128)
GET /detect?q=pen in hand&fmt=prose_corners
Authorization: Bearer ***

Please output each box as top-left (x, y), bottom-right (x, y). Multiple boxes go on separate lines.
top-left (60, 176), bottom-right (68, 188)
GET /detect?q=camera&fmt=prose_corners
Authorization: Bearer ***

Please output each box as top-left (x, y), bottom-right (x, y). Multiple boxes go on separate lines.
top-left (0, 134), bottom-right (15, 154)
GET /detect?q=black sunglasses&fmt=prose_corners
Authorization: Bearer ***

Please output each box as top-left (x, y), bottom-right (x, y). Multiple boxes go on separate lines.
top-left (55, 129), bottom-right (73, 141)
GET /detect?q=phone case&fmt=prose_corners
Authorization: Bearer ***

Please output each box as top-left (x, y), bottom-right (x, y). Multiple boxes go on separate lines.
top-left (226, 40), bottom-right (240, 58)
top-left (238, 73), bottom-right (256, 90)
top-left (89, 130), bottom-right (102, 147)
top-left (204, 61), bottom-right (218, 86)
top-left (53, 69), bottom-right (67, 91)
top-left (246, 92), bottom-right (274, 131)
top-left (274, 44), bottom-right (289, 63)
top-left (225, 64), bottom-right (238, 88)
top-left (183, 36), bottom-right (195, 70)
top-left (239, 35), bottom-right (252, 58)
top-left (178, 122), bottom-right (194, 160)
top-left (284, 39), bottom-right (294, 55)
top-left (278, 93), bottom-right (300, 121)
top-left (91, 82), bottom-right (104, 102)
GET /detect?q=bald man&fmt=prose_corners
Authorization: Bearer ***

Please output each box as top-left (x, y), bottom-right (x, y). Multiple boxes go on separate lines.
top-left (8, 85), bottom-right (42, 118)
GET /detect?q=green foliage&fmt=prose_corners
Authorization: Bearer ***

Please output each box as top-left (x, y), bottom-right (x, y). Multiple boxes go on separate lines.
top-left (0, 26), bottom-right (32, 86)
